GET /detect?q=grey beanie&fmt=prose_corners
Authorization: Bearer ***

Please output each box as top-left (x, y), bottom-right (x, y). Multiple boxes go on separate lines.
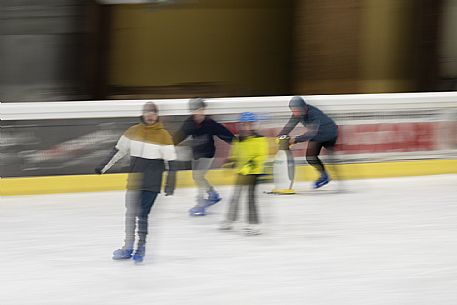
top-left (189, 98), bottom-right (207, 111)
top-left (289, 96), bottom-right (307, 109)
top-left (143, 101), bottom-right (158, 114)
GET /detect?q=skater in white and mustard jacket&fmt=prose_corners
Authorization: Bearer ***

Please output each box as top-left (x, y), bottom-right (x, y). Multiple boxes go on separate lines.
top-left (95, 102), bottom-right (176, 263)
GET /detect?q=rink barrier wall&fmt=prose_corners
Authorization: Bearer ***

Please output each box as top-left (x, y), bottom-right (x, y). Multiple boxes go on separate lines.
top-left (2, 92), bottom-right (457, 120)
top-left (2, 159), bottom-right (457, 196)
top-left (1, 92), bottom-right (457, 194)
top-left (2, 92), bottom-right (457, 178)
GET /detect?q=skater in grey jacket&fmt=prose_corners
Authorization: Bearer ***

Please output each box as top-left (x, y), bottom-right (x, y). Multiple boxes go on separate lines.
top-left (279, 96), bottom-right (338, 188)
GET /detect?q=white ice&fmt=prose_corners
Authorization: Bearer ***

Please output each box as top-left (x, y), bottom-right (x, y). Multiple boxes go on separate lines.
top-left (1, 175), bottom-right (457, 305)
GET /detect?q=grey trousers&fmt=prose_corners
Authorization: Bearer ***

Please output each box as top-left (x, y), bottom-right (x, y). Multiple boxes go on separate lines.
top-left (226, 174), bottom-right (260, 224)
top-left (192, 158), bottom-right (215, 202)
top-left (124, 190), bottom-right (158, 249)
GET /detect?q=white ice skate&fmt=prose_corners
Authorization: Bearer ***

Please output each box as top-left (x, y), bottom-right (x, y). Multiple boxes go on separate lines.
top-left (243, 225), bottom-right (261, 236)
top-left (219, 221), bottom-right (234, 231)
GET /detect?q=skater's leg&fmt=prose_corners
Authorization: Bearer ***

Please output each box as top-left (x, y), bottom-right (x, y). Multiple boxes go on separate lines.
top-left (113, 191), bottom-right (139, 259)
top-left (322, 137), bottom-right (340, 180)
top-left (219, 176), bottom-right (244, 230)
top-left (322, 136), bottom-right (345, 190)
top-left (124, 190), bottom-right (140, 249)
top-left (307, 141), bottom-right (333, 188)
top-left (190, 158), bottom-right (220, 214)
top-left (226, 175), bottom-right (244, 222)
top-left (192, 158), bottom-right (215, 203)
top-left (247, 175), bottom-right (260, 225)
top-left (137, 191), bottom-right (159, 249)
top-left (243, 175), bottom-right (261, 235)
top-left (306, 141), bottom-right (325, 174)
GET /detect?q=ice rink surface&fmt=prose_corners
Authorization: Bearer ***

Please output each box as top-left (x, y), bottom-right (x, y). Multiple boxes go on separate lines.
top-left (1, 175), bottom-right (457, 305)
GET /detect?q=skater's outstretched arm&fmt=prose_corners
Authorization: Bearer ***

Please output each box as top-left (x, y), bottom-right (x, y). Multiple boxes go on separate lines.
top-left (95, 129), bottom-right (132, 174)
top-left (278, 116), bottom-right (299, 137)
top-left (212, 120), bottom-right (235, 144)
top-left (294, 118), bottom-right (320, 143)
top-left (223, 139), bottom-right (237, 165)
top-left (160, 130), bottom-right (178, 195)
top-left (173, 119), bottom-right (191, 145)
top-left (159, 130), bottom-right (177, 162)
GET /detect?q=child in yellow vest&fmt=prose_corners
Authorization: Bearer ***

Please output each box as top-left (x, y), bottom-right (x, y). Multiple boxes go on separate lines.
top-left (220, 112), bottom-right (269, 235)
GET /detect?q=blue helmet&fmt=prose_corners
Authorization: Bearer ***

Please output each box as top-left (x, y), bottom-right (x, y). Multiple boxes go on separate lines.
top-left (239, 112), bottom-right (257, 123)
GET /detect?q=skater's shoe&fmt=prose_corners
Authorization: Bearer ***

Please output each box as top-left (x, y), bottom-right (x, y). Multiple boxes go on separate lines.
top-left (243, 225), bottom-right (261, 236)
top-left (132, 246), bottom-right (145, 263)
top-left (219, 221), bottom-right (233, 231)
top-left (112, 248), bottom-right (133, 260)
top-left (206, 190), bottom-right (222, 207)
top-left (189, 205), bottom-right (206, 216)
top-left (314, 172), bottom-right (330, 189)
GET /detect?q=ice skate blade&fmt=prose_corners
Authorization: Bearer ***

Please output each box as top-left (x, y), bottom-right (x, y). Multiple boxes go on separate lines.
top-left (189, 211), bottom-right (206, 216)
top-left (269, 189), bottom-right (296, 195)
top-left (314, 181), bottom-right (329, 189)
top-left (294, 188), bottom-right (348, 195)
top-left (205, 197), bottom-right (222, 207)
top-left (112, 256), bottom-right (132, 260)
top-left (189, 206), bottom-right (207, 216)
top-left (219, 225), bottom-right (233, 231)
top-left (244, 230), bottom-right (261, 236)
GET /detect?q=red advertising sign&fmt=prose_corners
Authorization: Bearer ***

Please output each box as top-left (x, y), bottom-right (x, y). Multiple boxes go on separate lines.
top-left (335, 123), bottom-right (437, 153)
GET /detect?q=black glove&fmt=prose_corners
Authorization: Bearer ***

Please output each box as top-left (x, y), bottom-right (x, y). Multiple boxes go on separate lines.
top-left (164, 161), bottom-right (177, 196)
top-left (277, 135), bottom-right (292, 150)
top-left (222, 158), bottom-right (236, 169)
top-left (94, 166), bottom-right (103, 175)
top-left (247, 159), bottom-right (256, 168)
top-left (95, 148), bottom-right (119, 175)
top-left (240, 160), bottom-right (257, 175)
top-left (164, 186), bottom-right (174, 196)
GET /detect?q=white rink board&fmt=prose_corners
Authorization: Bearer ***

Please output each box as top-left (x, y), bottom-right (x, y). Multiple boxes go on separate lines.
top-left (1, 175), bottom-right (457, 305)
top-left (2, 92), bottom-right (457, 120)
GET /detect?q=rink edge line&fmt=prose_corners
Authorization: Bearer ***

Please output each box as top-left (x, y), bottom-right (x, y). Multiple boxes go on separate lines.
top-left (1, 159), bottom-right (457, 196)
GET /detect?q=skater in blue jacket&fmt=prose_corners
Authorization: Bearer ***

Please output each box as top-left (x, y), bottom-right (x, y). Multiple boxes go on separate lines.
top-left (174, 98), bottom-right (235, 216)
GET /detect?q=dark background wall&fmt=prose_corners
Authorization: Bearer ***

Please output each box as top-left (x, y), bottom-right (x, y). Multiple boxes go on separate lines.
top-left (0, 0), bottom-right (91, 102)
top-left (0, 0), bottom-right (455, 102)
top-left (106, 0), bottom-right (294, 98)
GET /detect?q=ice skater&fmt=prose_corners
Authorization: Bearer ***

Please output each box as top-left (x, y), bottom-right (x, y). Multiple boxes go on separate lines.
top-left (173, 98), bottom-right (235, 216)
top-left (95, 102), bottom-right (176, 263)
top-left (279, 96), bottom-right (339, 189)
top-left (220, 112), bottom-right (269, 235)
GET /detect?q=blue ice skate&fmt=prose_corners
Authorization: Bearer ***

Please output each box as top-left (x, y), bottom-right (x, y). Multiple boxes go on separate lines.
top-left (132, 247), bottom-right (145, 264)
top-left (112, 248), bottom-right (133, 260)
top-left (314, 173), bottom-right (330, 189)
top-left (189, 205), bottom-right (207, 216)
top-left (205, 190), bottom-right (222, 207)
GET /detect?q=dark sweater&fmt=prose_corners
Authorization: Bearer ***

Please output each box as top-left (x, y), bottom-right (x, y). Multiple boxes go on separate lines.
top-left (174, 116), bottom-right (234, 159)
top-left (279, 105), bottom-right (338, 143)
